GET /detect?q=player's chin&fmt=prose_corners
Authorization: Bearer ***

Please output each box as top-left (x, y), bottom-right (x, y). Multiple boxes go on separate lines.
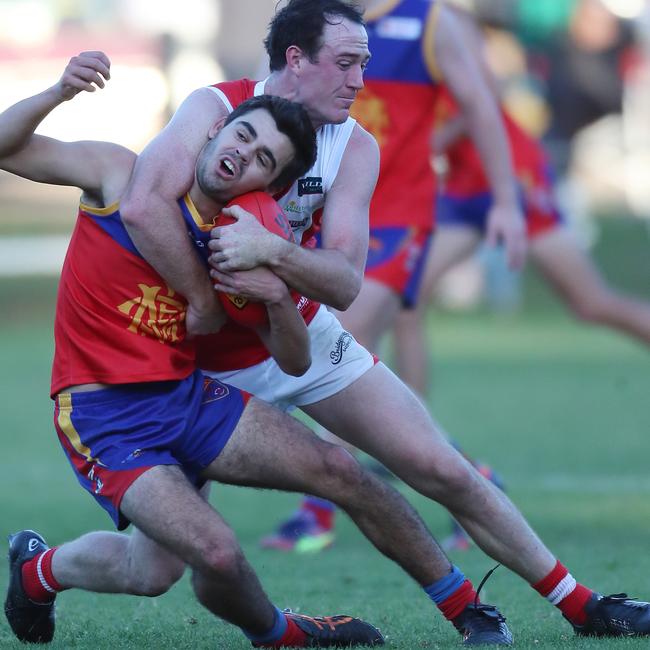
top-left (327, 108), bottom-right (351, 124)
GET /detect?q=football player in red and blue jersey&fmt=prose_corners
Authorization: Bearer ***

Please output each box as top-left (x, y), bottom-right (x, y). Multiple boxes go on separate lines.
top-left (82, 0), bottom-right (650, 645)
top-left (393, 10), bottom-right (650, 395)
top-left (1, 52), bottom-right (401, 648)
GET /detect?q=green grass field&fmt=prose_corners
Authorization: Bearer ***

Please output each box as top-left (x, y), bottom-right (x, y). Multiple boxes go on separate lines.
top-left (0, 219), bottom-right (649, 649)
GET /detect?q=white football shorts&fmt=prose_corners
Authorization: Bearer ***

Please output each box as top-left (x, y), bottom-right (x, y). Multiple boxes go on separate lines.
top-left (205, 305), bottom-right (375, 411)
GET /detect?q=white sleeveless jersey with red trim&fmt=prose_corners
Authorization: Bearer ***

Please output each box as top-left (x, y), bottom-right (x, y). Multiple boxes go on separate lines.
top-left (198, 78), bottom-right (357, 371)
top-left (207, 78), bottom-right (356, 244)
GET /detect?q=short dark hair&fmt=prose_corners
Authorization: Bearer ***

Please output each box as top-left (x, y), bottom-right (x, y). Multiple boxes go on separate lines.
top-left (265, 0), bottom-right (365, 72)
top-left (224, 94), bottom-right (317, 190)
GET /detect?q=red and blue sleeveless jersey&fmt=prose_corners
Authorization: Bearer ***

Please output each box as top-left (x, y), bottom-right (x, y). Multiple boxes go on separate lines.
top-left (51, 201), bottom-right (195, 397)
top-left (437, 85), bottom-right (552, 199)
top-left (351, 0), bottom-right (441, 230)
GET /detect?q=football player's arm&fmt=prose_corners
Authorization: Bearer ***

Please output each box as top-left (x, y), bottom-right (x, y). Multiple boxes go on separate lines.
top-left (434, 5), bottom-right (526, 269)
top-left (257, 293), bottom-right (311, 377)
top-left (209, 125), bottom-right (379, 311)
top-left (0, 52), bottom-right (127, 197)
top-left (119, 88), bottom-right (229, 336)
top-left (431, 114), bottom-right (467, 155)
top-left (217, 266), bottom-right (311, 376)
top-left (0, 51), bottom-right (109, 158)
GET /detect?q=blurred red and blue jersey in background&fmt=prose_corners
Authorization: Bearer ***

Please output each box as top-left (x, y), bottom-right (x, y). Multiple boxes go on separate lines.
top-left (353, 0), bottom-right (441, 231)
top-left (348, 0), bottom-right (440, 304)
top-left (435, 84), bottom-right (564, 238)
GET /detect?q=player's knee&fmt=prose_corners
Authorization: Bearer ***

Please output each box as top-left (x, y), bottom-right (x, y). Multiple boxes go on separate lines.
top-left (319, 444), bottom-right (365, 494)
top-left (194, 529), bottom-right (244, 580)
top-left (189, 534), bottom-right (248, 603)
top-left (408, 448), bottom-right (475, 496)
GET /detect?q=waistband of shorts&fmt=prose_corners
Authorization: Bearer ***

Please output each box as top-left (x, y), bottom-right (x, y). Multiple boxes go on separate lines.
top-left (55, 370), bottom-right (200, 407)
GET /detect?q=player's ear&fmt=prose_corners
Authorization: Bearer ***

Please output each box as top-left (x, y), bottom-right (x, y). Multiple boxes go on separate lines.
top-left (208, 116), bottom-right (227, 139)
top-left (286, 45), bottom-right (305, 73)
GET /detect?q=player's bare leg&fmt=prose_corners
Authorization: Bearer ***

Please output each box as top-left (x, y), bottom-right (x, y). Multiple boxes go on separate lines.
top-left (531, 228), bottom-right (650, 345)
top-left (393, 226), bottom-right (481, 395)
top-left (205, 398), bottom-right (515, 643)
top-left (389, 226), bottom-right (504, 551)
top-left (265, 278), bottom-right (402, 553)
top-left (14, 464), bottom-right (383, 647)
top-left (7, 467), bottom-right (308, 646)
top-left (118, 466), bottom-right (279, 633)
top-left (98, 464), bottom-right (382, 646)
top-left (52, 527), bottom-right (186, 596)
top-left (303, 363), bottom-right (556, 584)
top-left (50, 485), bottom-right (213, 595)
top-left (264, 227), bottom-right (498, 555)
top-left (205, 398), bottom-right (451, 586)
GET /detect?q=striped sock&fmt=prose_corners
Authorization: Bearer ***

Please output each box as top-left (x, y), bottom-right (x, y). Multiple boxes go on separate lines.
top-left (21, 548), bottom-right (64, 603)
top-left (424, 565), bottom-right (478, 621)
top-left (532, 560), bottom-right (593, 625)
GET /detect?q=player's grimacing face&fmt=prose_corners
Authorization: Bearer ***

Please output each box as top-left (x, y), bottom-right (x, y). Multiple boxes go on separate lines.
top-left (296, 18), bottom-right (370, 127)
top-left (196, 108), bottom-right (294, 201)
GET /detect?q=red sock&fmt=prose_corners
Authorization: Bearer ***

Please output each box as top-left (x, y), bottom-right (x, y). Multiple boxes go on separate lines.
top-left (438, 579), bottom-right (478, 621)
top-left (260, 616), bottom-right (307, 648)
top-left (301, 499), bottom-right (334, 530)
top-left (21, 548), bottom-right (64, 603)
top-left (532, 561), bottom-right (593, 625)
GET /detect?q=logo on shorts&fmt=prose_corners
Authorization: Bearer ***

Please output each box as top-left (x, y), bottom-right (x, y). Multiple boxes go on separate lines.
top-left (330, 332), bottom-right (353, 365)
top-left (202, 378), bottom-right (230, 403)
top-left (124, 449), bottom-right (144, 462)
top-left (87, 466), bottom-right (104, 495)
top-left (28, 538), bottom-right (39, 552)
top-left (298, 177), bottom-right (323, 196)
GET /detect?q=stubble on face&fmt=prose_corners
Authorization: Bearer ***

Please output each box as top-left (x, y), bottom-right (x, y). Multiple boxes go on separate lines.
top-left (298, 18), bottom-right (370, 128)
top-left (192, 110), bottom-right (295, 217)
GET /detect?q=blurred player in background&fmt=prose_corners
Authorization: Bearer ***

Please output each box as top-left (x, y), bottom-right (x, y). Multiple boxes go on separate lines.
top-left (115, 0), bottom-right (650, 643)
top-left (267, 0), bottom-right (650, 555)
top-left (393, 2), bottom-right (650, 409)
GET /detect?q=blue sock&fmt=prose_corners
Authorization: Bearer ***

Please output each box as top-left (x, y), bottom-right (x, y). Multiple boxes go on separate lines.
top-left (242, 606), bottom-right (287, 644)
top-left (424, 565), bottom-right (466, 604)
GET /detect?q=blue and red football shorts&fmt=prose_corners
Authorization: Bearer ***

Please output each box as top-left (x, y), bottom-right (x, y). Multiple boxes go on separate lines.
top-left (364, 226), bottom-right (432, 308)
top-left (54, 370), bottom-right (249, 529)
top-left (437, 165), bottom-right (564, 240)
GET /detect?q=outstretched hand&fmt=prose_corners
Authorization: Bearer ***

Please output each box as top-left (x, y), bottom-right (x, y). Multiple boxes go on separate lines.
top-left (58, 51), bottom-right (111, 101)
